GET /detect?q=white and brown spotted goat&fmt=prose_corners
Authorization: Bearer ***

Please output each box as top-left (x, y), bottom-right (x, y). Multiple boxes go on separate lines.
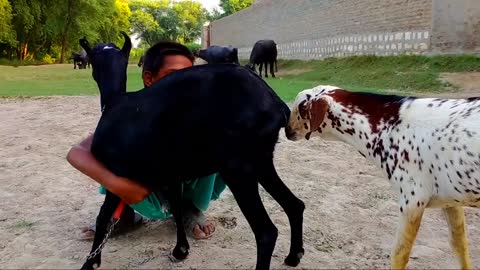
top-left (286, 85), bottom-right (480, 269)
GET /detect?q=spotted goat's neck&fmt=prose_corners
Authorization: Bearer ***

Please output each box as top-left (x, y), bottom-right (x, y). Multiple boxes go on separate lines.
top-left (317, 91), bottom-right (411, 177)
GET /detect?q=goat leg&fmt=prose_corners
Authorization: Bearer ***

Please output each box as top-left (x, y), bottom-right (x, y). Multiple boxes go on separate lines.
top-left (166, 182), bottom-right (190, 261)
top-left (221, 163), bottom-right (278, 270)
top-left (443, 207), bottom-right (472, 269)
top-left (81, 191), bottom-right (121, 270)
top-left (257, 159), bottom-right (304, 267)
top-left (269, 61), bottom-right (275, 78)
top-left (391, 205), bottom-right (424, 269)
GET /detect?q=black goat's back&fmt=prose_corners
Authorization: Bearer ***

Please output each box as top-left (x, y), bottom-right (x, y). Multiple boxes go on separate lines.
top-left (91, 64), bottom-right (289, 189)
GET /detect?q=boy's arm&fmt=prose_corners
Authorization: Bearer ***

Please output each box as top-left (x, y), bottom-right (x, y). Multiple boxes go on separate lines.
top-left (66, 134), bottom-right (150, 205)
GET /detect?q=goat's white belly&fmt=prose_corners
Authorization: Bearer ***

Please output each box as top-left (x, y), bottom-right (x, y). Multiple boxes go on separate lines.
top-left (386, 143), bottom-right (480, 210)
top-left (430, 148), bottom-right (480, 207)
top-left (427, 196), bottom-right (480, 208)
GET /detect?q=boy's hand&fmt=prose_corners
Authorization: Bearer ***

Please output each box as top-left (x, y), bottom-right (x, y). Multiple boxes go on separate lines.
top-left (67, 133), bottom-right (150, 205)
top-left (110, 176), bottom-right (151, 205)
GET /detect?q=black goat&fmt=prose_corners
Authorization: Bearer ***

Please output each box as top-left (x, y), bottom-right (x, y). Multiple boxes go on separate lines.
top-left (246, 40), bottom-right (278, 78)
top-left (71, 50), bottom-right (90, 69)
top-left (78, 33), bottom-right (305, 270)
top-left (194, 45), bottom-right (240, 64)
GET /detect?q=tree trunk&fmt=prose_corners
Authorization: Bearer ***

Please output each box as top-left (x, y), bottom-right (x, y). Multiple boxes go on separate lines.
top-left (60, 36), bottom-right (67, 63)
top-left (59, 0), bottom-right (74, 63)
top-left (22, 42), bottom-right (28, 60)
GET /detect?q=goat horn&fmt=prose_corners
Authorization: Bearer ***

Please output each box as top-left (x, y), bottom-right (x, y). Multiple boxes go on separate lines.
top-left (79, 37), bottom-right (92, 55)
top-left (120, 31), bottom-right (131, 59)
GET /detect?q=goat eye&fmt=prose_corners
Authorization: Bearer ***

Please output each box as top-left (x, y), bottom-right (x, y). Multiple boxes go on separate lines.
top-left (298, 100), bottom-right (309, 119)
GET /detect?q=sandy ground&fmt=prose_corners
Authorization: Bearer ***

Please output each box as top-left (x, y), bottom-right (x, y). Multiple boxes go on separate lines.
top-left (1, 74), bottom-right (480, 269)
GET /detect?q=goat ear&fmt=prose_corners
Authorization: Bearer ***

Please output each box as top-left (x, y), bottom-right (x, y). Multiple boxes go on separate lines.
top-left (119, 31), bottom-right (131, 59)
top-left (309, 98), bottom-right (329, 132)
top-left (79, 37), bottom-right (91, 55)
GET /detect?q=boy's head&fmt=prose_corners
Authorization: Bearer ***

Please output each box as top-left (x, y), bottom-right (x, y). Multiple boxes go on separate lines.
top-left (142, 41), bottom-right (195, 87)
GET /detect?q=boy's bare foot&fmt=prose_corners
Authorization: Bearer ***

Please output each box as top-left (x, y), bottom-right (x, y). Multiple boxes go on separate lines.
top-left (79, 203), bottom-right (215, 240)
top-left (183, 201), bottom-right (216, 239)
top-left (79, 212), bottom-right (145, 240)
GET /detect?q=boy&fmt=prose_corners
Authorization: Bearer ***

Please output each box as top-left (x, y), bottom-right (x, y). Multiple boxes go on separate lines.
top-left (67, 41), bottom-right (226, 240)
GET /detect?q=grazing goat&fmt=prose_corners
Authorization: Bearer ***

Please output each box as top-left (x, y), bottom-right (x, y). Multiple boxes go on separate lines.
top-left (71, 50), bottom-right (90, 69)
top-left (285, 85), bottom-right (480, 269)
top-left (246, 40), bottom-right (278, 78)
top-left (77, 33), bottom-right (305, 270)
top-left (194, 45), bottom-right (240, 64)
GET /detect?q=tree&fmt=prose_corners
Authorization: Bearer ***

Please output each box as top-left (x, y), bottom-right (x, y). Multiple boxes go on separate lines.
top-left (43, 0), bottom-right (126, 63)
top-left (0, 0), bottom-right (15, 47)
top-left (172, 0), bottom-right (206, 43)
top-left (219, 0), bottom-right (253, 17)
top-left (129, 0), bottom-right (207, 46)
top-left (1, 0), bottom-right (210, 62)
top-left (97, 0), bottom-right (131, 44)
top-left (9, 0), bottom-right (42, 59)
top-left (130, 9), bottom-right (160, 46)
top-left (52, 0), bottom-right (97, 63)
top-left (129, 0), bottom-right (168, 46)
top-left (206, 8), bottom-right (223, 22)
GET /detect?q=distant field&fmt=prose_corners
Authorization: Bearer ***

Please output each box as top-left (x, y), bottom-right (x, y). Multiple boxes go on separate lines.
top-left (0, 64), bottom-right (144, 96)
top-left (1, 55), bottom-right (480, 101)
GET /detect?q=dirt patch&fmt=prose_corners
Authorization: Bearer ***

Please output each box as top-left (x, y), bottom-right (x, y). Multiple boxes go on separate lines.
top-left (1, 96), bottom-right (480, 269)
top-left (440, 72), bottom-right (480, 93)
top-left (437, 72), bottom-right (480, 98)
top-left (378, 72), bottom-right (480, 99)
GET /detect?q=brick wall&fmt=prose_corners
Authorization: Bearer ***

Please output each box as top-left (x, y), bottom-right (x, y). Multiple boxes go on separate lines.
top-left (431, 0), bottom-right (480, 54)
top-left (206, 0), bottom-right (480, 60)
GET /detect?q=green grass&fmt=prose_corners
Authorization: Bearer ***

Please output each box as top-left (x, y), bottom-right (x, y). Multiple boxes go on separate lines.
top-left (263, 55), bottom-right (480, 99)
top-left (12, 220), bottom-right (36, 230)
top-left (2, 55), bottom-right (480, 101)
top-left (0, 64), bottom-right (144, 96)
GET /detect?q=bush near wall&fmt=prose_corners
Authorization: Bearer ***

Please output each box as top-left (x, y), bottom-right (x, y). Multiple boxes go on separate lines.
top-left (185, 43), bottom-right (201, 53)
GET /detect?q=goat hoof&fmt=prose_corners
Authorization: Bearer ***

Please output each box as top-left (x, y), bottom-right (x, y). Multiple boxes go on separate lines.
top-left (170, 246), bottom-right (189, 262)
top-left (80, 262), bottom-right (97, 270)
top-left (284, 249), bottom-right (304, 267)
top-left (80, 256), bottom-right (101, 270)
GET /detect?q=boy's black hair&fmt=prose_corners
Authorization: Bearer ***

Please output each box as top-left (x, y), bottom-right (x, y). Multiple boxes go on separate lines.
top-left (142, 41), bottom-right (195, 75)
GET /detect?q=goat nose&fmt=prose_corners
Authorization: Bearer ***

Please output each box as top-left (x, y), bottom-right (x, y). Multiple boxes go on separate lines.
top-left (285, 127), bottom-right (295, 139)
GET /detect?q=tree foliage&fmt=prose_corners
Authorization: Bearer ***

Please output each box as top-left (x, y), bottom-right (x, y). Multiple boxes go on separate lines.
top-left (130, 0), bottom-right (206, 46)
top-left (1, 0), bottom-right (133, 62)
top-left (0, 0), bottom-right (250, 63)
top-left (220, 0), bottom-right (253, 15)
top-left (0, 0), bottom-right (15, 46)
top-left (173, 1), bottom-right (206, 43)
top-left (215, 0), bottom-right (253, 19)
